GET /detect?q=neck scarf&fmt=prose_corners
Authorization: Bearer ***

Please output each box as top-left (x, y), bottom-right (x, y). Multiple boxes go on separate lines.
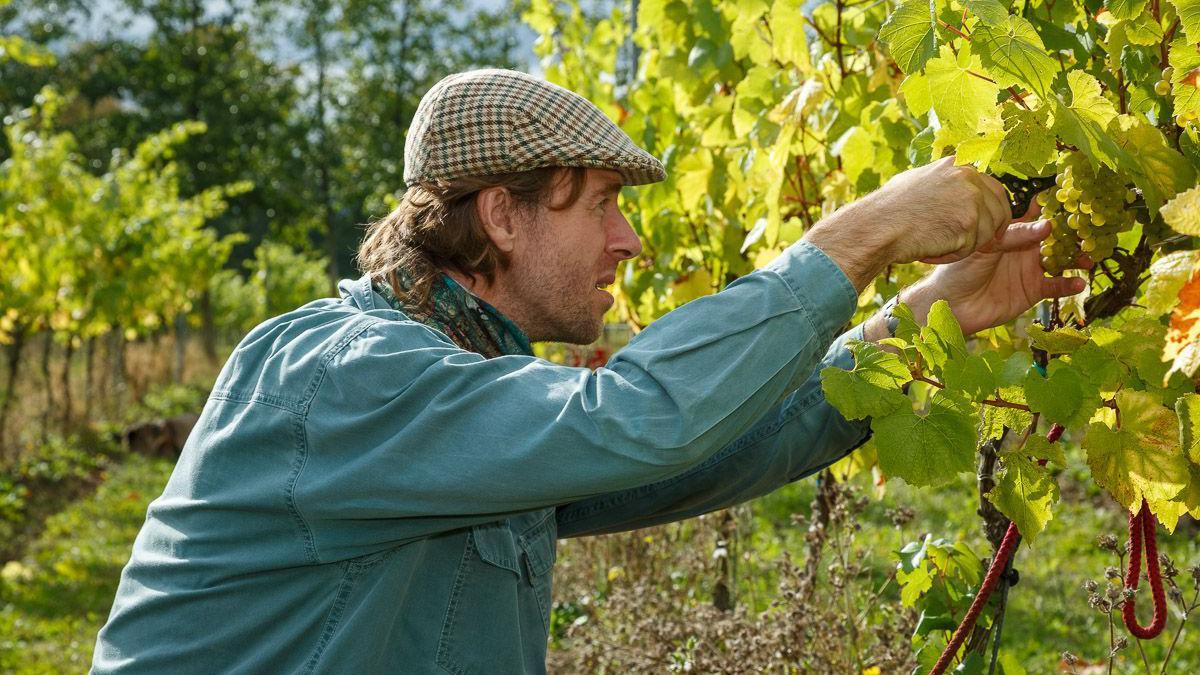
top-left (374, 272), bottom-right (533, 358)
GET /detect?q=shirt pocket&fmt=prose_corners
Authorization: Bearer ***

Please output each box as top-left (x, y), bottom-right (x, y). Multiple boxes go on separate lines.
top-left (436, 515), bottom-right (557, 675)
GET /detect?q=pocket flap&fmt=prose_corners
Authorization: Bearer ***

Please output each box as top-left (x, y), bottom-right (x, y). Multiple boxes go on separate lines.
top-left (470, 521), bottom-right (520, 575)
top-left (518, 514), bottom-right (558, 577)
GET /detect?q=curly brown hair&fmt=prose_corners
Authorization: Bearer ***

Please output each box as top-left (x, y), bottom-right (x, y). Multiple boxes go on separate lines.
top-left (356, 166), bottom-right (588, 307)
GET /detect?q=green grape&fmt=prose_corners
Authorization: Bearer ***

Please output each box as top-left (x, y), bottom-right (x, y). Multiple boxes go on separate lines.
top-left (1155, 80), bottom-right (1171, 96)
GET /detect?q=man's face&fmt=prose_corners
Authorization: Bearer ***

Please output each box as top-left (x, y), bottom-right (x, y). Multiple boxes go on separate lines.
top-left (502, 169), bottom-right (642, 344)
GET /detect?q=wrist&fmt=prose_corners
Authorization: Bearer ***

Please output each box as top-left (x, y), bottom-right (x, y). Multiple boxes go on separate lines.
top-left (801, 202), bottom-right (896, 292)
top-left (898, 282), bottom-right (939, 326)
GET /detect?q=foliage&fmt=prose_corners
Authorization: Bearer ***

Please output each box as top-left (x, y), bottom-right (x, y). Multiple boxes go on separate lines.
top-left (210, 240), bottom-right (334, 334)
top-left (527, 0), bottom-right (1200, 665)
top-left (0, 87), bottom-right (246, 345)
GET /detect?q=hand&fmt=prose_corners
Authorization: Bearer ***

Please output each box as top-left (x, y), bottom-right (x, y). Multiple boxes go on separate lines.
top-left (803, 156), bottom-right (1012, 291)
top-left (899, 203), bottom-right (1091, 336)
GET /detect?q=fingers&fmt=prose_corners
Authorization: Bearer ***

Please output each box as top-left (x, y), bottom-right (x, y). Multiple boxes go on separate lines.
top-left (1040, 275), bottom-right (1088, 298)
top-left (974, 172), bottom-right (1011, 225)
top-left (992, 220), bottom-right (1051, 252)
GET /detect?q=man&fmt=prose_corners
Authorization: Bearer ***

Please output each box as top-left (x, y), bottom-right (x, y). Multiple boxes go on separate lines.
top-left (92, 69), bottom-right (1085, 673)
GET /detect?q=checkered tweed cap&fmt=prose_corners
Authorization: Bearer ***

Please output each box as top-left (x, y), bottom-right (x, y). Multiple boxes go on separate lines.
top-left (404, 69), bottom-right (666, 187)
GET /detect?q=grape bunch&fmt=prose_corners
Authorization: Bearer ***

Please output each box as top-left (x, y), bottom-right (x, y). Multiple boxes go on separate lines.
top-left (1038, 153), bottom-right (1137, 275)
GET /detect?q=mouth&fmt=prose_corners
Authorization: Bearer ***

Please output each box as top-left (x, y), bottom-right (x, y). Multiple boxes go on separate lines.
top-left (594, 275), bottom-right (616, 292)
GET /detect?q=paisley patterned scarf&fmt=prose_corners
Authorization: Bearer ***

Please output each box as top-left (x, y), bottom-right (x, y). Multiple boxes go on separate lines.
top-left (374, 272), bottom-right (532, 358)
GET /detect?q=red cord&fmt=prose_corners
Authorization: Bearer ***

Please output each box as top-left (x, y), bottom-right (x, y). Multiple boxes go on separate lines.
top-left (928, 423), bottom-right (1065, 675)
top-left (1122, 498), bottom-right (1168, 639)
top-left (929, 522), bottom-right (1020, 675)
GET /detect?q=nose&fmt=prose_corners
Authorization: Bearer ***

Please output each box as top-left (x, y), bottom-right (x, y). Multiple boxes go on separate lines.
top-left (606, 206), bottom-right (643, 261)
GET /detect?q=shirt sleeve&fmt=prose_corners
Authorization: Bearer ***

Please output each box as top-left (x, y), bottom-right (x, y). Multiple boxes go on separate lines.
top-left (554, 324), bottom-right (872, 538)
top-left (297, 241), bottom-right (859, 558)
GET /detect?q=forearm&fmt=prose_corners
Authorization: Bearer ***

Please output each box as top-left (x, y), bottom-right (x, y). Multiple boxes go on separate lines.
top-left (800, 199), bottom-right (896, 294)
top-left (555, 326), bottom-right (871, 538)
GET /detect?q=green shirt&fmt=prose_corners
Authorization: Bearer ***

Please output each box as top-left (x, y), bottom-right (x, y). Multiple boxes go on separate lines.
top-left (91, 241), bottom-right (869, 674)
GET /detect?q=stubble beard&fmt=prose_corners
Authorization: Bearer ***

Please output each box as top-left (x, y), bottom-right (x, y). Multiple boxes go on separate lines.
top-left (505, 258), bottom-right (604, 345)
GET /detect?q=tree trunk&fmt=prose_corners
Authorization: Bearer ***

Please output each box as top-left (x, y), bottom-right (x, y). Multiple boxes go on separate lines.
top-left (0, 327), bottom-right (27, 460)
top-left (174, 313), bottom-right (188, 382)
top-left (61, 335), bottom-right (75, 430)
top-left (311, 0), bottom-right (341, 281)
top-left (109, 330), bottom-right (127, 417)
top-left (84, 335), bottom-right (96, 422)
top-left (200, 291), bottom-right (217, 361)
top-left (40, 331), bottom-right (53, 444)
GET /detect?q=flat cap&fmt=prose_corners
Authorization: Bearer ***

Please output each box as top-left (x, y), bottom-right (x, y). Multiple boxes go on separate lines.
top-left (404, 69), bottom-right (666, 187)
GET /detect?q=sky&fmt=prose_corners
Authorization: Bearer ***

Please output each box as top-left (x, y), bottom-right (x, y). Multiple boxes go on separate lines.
top-left (73, 0), bottom-right (539, 69)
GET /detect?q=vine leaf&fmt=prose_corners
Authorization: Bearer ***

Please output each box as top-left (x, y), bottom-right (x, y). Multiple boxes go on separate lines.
top-left (924, 46), bottom-right (1001, 132)
top-left (960, 0), bottom-right (1009, 25)
top-left (1068, 341), bottom-right (1128, 393)
top-left (820, 341), bottom-right (912, 420)
top-left (979, 402), bottom-right (1032, 441)
top-left (873, 390), bottom-right (977, 487)
top-left (1023, 360), bottom-right (1099, 428)
top-left (1112, 115), bottom-right (1198, 214)
top-left (1165, 270), bottom-right (1200, 381)
top-left (920, 299), bottom-right (967, 375)
top-left (1022, 432), bottom-right (1067, 467)
top-left (897, 560), bottom-right (935, 605)
top-left (997, 104), bottom-right (1057, 172)
top-left (987, 453), bottom-right (1059, 540)
top-left (1084, 391), bottom-right (1189, 513)
top-left (1106, 0), bottom-right (1150, 20)
top-left (1026, 323), bottom-right (1089, 354)
top-left (973, 15), bottom-right (1059, 98)
top-left (1144, 251), bottom-right (1200, 315)
top-left (1178, 393), bottom-right (1200, 465)
top-left (1093, 313), bottom-right (1172, 386)
top-left (1160, 185), bottom-right (1200, 236)
top-left (1168, 0), bottom-right (1200, 44)
top-left (769, 0), bottom-right (810, 69)
top-left (1051, 71), bottom-right (1126, 171)
top-left (878, 0), bottom-right (939, 75)
top-left (1169, 39), bottom-right (1200, 120)
top-left (944, 353), bottom-right (997, 402)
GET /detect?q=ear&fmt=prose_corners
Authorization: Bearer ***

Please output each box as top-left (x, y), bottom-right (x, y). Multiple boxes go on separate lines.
top-left (475, 186), bottom-right (517, 253)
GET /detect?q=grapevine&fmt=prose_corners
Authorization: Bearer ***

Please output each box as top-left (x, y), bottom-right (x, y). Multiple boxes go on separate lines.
top-left (523, 0), bottom-right (1200, 669)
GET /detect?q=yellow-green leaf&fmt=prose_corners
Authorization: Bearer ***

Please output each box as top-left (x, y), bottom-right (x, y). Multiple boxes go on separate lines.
top-left (879, 0), bottom-right (939, 75)
top-left (987, 453), bottom-right (1059, 540)
top-left (973, 16), bottom-right (1059, 98)
top-left (1084, 391), bottom-right (1189, 511)
top-left (1161, 185), bottom-right (1200, 236)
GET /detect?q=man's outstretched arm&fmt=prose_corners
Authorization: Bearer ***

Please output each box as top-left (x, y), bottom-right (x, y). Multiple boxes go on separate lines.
top-left (555, 199), bottom-right (1091, 538)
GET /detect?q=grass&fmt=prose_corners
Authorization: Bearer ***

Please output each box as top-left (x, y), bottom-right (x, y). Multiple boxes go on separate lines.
top-left (0, 454), bottom-right (175, 673)
top-left (2, 439), bottom-right (1198, 673)
top-left (750, 463), bottom-right (1200, 672)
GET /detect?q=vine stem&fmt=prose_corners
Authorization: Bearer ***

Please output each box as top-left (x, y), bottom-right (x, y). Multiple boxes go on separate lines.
top-left (909, 374), bottom-right (1033, 411)
top-left (939, 19), bottom-right (970, 40)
